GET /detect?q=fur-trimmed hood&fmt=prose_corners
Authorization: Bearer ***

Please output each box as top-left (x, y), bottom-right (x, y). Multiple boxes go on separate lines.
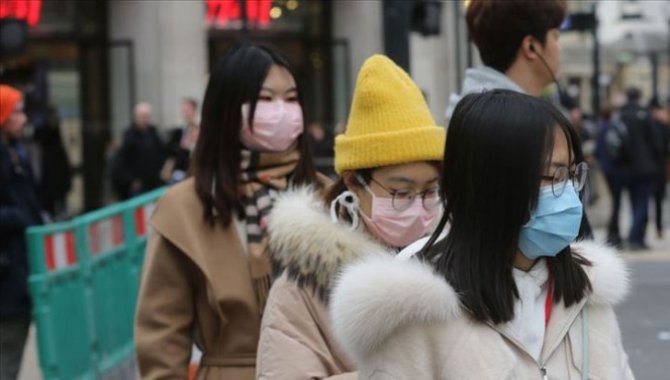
top-left (330, 240), bottom-right (630, 361)
top-left (267, 186), bottom-right (392, 301)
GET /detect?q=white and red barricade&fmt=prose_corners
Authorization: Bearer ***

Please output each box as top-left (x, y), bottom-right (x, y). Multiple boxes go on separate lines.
top-left (88, 215), bottom-right (125, 255)
top-left (44, 231), bottom-right (77, 271)
top-left (134, 203), bottom-right (156, 237)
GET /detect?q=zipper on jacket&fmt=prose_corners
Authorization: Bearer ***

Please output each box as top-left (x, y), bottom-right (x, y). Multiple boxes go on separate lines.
top-left (540, 366), bottom-right (548, 380)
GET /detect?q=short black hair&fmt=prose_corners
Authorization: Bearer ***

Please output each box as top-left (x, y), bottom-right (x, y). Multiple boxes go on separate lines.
top-left (423, 90), bottom-right (592, 324)
top-left (467, 0), bottom-right (566, 73)
top-left (626, 87), bottom-right (642, 103)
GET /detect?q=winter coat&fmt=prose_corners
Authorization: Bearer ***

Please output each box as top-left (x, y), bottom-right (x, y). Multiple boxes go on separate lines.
top-left (331, 241), bottom-right (634, 380)
top-left (615, 103), bottom-right (659, 181)
top-left (0, 139), bottom-right (43, 316)
top-left (166, 127), bottom-right (195, 182)
top-left (445, 66), bottom-right (525, 122)
top-left (111, 124), bottom-right (166, 199)
top-left (135, 178), bottom-right (262, 380)
top-left (33, 122), bottom-right (72, 212)
top-left (256, 188), bottom-right (392, 380)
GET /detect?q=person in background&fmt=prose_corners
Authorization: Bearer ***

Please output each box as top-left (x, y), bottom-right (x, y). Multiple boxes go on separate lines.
top-left (595, 105), bottom-right (626, 248)
top-left (0, 85), bottom-right (43, 380)
top-left (307, 122), bottom-right (334, 178)
top-left (256, 55), bottom-right (445, 379)
top-left (617, 88), bottom-right (659, 250)
top-left (331, 90), bottom-right (633, 379)
top-left (649, 96), bottom-right (670, 238)
top-left (134, 43), bottom-right (324, 380)
top-left (33, 105), bottom-right (72, 219)
top-left (164, 98), bottom-right (200, 184)
top-left (111, 102), bottom-right (166, 199)
top-left (569, 105), bottom-right (599, 205)
top-left (445, 0), bottom-right (566, 121)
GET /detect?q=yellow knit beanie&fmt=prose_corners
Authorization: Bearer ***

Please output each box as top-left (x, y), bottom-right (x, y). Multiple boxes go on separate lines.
top-left (334, 55), bottom-right (445, 174)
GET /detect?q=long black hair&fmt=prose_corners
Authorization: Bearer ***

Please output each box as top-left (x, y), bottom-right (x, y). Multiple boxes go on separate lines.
top-left (423, 90), bottom-right (591, 324)
top-left (192, 42), bottom-right (317, 226)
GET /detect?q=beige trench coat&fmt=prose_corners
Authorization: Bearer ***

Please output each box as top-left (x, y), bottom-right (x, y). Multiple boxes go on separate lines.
top-left (135, 179), bottom-right (261, 380)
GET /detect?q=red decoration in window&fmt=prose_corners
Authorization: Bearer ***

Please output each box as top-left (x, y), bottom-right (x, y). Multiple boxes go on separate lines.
top-left (206, 0), bottom-right (271, 27)
top-left (0, 0), bottom-right (42, 27)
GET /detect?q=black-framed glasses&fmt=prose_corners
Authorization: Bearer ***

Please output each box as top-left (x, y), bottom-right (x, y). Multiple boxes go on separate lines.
top-left (366, 176), bottom-right (442, 212)
top-left (541, 162), bottom-right (589, 196)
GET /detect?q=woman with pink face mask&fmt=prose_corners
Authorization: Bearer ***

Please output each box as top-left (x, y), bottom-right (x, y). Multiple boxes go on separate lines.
top-left (255, 55), bottom-right (446, 379)
top-left (134, 43), bottom-right (327, 380)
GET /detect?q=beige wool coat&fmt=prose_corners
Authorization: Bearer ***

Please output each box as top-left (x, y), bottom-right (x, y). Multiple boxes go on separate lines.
top-left (331, 241), bottom-right (635, 380)
top-left (256, 187), bottom-right (393, 379)
top-left (135, 178), bottom-right (262, 380)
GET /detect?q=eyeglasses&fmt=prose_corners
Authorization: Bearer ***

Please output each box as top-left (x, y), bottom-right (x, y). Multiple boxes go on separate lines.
top-left (540, 162), bottom-right (589, 196)
top-left (367, 177), bottom-right (442, 212)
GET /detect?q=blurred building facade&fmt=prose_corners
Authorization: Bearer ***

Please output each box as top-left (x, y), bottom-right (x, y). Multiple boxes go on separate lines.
top-left (1, 0), bottom-right (470, 214)
top-left (560, 0), bottom-right (670, 114)
top-left (5, 0), bottom-right (665, 214)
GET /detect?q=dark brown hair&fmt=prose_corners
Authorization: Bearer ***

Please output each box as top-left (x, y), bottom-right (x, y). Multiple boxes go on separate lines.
top-left (467, 0), bottom-right (566, 73)
top-left (192, 43), bottom-right (317, 226)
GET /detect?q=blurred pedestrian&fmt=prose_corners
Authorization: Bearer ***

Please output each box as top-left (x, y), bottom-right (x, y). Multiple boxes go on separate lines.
top-left (445, 0), bottom-right (566, 121)
top-left (306, 122), bottom-right (332, 158)
top-left (256, 55), bottom-right (445, 379)
top-left (0, 85), bottom-right (43, 380)
top-left (110, 102), bottom-right (166, 199)
top-left (306, 122), bottom-right (334, 177)
top-left (615, 88), bottom-right (659, 250)
top-left (134, 43), bottom-right (325, 380)
top-left (33, 105), bottom-right (72, 219)
top-left (595, 105), bottom-right (627, 248)
top-left (649, 97), bottom-right (670, 237)
top-left (332, 90), bottom-right (633, 379)
top-left (163, 98), bottom-right (199, 184)
top-left (569, 106), bottom-right (599, 205)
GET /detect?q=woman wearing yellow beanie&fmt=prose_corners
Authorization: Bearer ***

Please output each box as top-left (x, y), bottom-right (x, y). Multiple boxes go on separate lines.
top-left (255, 55), bottom-right (445, 379)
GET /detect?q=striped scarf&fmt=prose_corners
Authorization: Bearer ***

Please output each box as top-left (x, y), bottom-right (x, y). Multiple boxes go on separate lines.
top-left (240, 148), bottom-right (299, 312)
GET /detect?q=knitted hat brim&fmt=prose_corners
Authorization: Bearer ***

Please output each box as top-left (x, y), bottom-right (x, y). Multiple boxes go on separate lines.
top-left (335, 126), bottom-right (446, 174)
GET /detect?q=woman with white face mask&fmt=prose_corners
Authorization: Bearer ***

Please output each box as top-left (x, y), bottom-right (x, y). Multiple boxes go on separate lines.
top-left (134, 43), bottom-right (326, 380)
top-left (255, 55), bottom-right (445, 379)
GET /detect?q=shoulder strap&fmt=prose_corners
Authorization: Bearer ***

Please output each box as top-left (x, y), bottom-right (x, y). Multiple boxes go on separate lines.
top-left (581, 307), bottom-right (590, 380)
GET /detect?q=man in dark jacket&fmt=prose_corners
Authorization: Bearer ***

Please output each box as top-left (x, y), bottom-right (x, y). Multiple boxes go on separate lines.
top-left (111, 102), bottom-right (166, 199)
top-left (616, 88), bottom-right (662, 249)
top-left (0, 85), bottom-right (43, 380)
top-left (164, 98), bottom-right (199, 184)
top-left (649, 97), bottom-right (670, 237)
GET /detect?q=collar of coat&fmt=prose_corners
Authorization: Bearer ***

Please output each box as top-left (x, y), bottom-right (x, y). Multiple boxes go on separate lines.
top-left (267, 186), bottom-right (393, 302)
top-left (330, 240), bottom-right (630, 361)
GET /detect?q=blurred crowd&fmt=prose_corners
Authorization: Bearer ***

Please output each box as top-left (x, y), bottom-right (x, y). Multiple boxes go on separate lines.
top-left (574, 88), bottom-right (670, 250)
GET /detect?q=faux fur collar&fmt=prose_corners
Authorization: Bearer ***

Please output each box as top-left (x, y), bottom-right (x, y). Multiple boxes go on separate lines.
top-left (267, 186), bottom-right (392, 301)
top-left (330, 240), bottom-right (630, 359)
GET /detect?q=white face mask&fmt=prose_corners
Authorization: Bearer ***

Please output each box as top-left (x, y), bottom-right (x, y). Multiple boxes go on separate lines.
top-left (240, 100), bottom-right (303, 152)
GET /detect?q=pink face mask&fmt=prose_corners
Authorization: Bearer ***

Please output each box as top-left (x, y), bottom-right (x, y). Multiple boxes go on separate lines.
top-left (240, 100), bottom-right (303, 152)
top-left (360, 186), bottom-right (440, 248)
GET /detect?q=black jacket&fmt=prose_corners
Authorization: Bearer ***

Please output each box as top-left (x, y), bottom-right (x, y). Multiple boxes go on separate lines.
top-left (616, 103), bottom-right (660, 181)
top-left (0, 139), bottom-right (43, 316)
top-left (111, 124), bottom-right (166, 199)
top-left (167, 128), bottom-right (192, 176)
